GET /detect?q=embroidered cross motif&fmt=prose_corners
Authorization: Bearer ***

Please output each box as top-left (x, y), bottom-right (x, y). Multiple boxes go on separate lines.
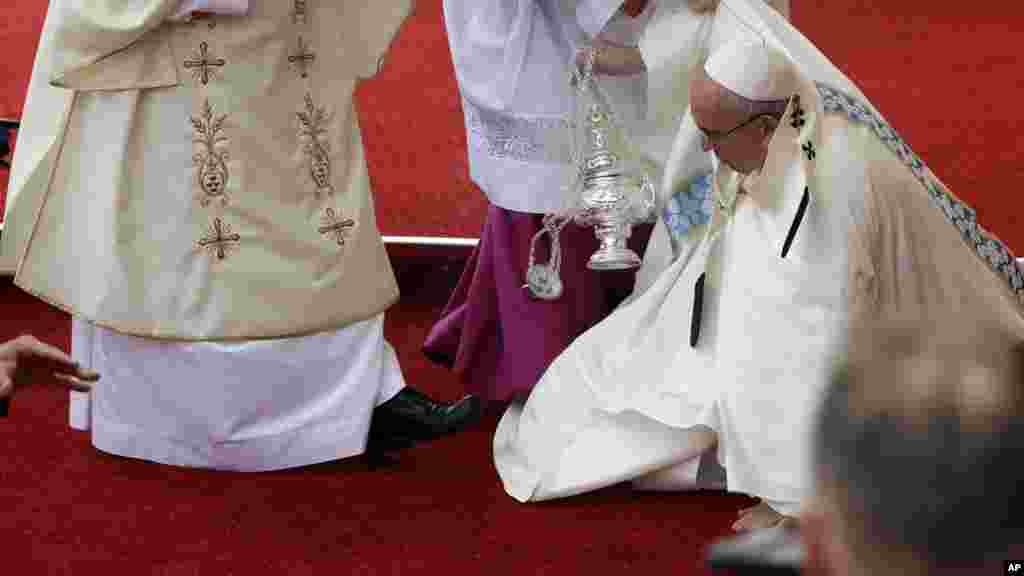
top-left (293, 0), bottom-right (308, 24)
top-left (790, 95), bottom-right (806, 129)
top-left (184, 42), bottom-right (226, 86)
top-left (191, 100), bottom-right (231, 206)
top-left (288, 37), bottom-right (316, 79)
top-left (802, 141), bottom-right (816, 160)
top-left (297, 93), bottom-right (334, 196)
top-left (319, 208), bottom-right (355, 246)
top-left (198, 218), bottom-right (241, 260)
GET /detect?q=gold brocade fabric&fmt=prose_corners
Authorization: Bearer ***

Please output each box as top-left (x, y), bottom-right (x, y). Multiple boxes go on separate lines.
top-left (3, 1), bottom-right (412, 341)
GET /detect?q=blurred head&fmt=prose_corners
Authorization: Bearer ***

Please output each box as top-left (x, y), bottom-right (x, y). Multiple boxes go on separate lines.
top-left (803, 319), bottom-right (1024, 576)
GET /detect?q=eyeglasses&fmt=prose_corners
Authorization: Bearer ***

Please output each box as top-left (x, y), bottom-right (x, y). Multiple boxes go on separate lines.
top-left (697, 113), bottom-right (779, 148)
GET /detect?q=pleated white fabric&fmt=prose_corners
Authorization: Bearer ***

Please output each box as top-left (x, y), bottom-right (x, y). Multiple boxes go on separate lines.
top-left (69, 314), bottom-right (405, 471)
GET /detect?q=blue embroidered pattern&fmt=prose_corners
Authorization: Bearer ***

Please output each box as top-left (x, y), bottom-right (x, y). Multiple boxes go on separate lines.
top-left (664, 171), bottom-right (714, 248)
top-left (815, 83), bottom-right (1024, 301)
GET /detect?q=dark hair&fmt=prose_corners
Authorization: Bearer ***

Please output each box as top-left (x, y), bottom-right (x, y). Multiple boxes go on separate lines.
top-left (814, 323), bottom-right (1024, 569)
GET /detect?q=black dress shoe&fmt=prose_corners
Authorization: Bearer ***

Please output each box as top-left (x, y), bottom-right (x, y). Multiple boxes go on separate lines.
top-left (366, 388), bottom-right (481, 454)
top-left (1, 129), bottom-right (11, 168)
top-left (1, 119), bottom-right (19, 169)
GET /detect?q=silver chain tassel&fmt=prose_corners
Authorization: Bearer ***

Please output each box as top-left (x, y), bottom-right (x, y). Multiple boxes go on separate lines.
top-left (524, 44), bottom-right (654, 299)
top-left (524, 46), bottom-right (596, 300)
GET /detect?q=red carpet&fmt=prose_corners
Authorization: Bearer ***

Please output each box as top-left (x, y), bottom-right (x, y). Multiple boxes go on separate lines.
top-left (2, 1), bottom-right (1023, 573)
top-left (0, 256), bottom-right (753, 574)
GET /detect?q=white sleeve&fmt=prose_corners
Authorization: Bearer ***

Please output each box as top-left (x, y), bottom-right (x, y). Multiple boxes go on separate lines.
top-left (170, 0), bottom-right (248, 22)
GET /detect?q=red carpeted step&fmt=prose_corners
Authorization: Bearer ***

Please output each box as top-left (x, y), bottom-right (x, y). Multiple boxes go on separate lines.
top-left (0, 255), bottom-right (753, 575)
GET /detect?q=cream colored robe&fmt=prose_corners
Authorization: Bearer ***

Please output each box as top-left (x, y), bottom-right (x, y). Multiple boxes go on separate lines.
top-left (2, 0), bottom-right (410, 341)
top-left (633, 0), bottom-right (875, 296)
top-left (493, 6), bottom-right (1024, 511)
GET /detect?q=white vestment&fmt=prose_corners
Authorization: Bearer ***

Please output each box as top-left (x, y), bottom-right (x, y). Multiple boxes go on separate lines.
top-left (70, 315), bottom-right (404, 471)
top-left (493, 0), bottom-right (1024, 513)
top-left (493, 116), bottom-right (845, 512)
top-left (443, 0), bottom-right (652, 214)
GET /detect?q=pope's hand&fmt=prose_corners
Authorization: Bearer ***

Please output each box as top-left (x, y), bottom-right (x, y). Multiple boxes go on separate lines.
top-left (0, 335), bottom-right (99, 401)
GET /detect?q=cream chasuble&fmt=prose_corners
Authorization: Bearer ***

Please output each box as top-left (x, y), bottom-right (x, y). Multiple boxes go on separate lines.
top-left (2, 0), bottom-right (411, 341)
top-left (493, 1), bottom-right (1024, 512)
top-left (4, 1), bottom-right (419, 471)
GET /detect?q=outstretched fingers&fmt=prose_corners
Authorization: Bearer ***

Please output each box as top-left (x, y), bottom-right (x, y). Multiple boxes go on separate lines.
top-left (11, 335), bottom-right (99, 382)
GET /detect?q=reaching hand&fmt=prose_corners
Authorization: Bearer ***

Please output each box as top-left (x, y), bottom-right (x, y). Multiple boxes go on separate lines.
top-left (0, 335), bottom-right (100, 401)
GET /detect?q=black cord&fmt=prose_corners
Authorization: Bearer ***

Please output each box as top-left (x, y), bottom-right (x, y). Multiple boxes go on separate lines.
top-left (690, 273), bottom-right (706, 348)
top-left (0, 120), bottom-right (16, 169)
top-left (780, 186), bottom-right (810, 259)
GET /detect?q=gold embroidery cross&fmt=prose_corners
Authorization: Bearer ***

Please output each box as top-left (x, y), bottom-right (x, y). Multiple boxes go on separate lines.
top-left (184, 42), bottom-right (226, 86)
top-left (198, 218), bottom-right (241, 260)
top-left (288, 37), bottom-right (316, 79)
top-left (319, 208), bottom-right (355, 246)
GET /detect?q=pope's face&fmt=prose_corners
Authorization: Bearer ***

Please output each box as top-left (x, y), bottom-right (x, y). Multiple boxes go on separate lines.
top-left (689, 70), bottom-right (773, 174)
